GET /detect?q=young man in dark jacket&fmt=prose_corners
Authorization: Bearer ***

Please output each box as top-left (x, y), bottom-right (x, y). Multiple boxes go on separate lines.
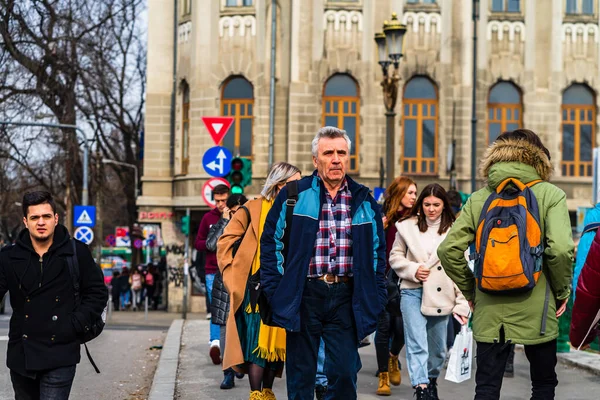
top-left (0, 191), bottom-right (108, 399)
top-left (194, 184), bottom-right (230, 364)
top-left (261, 127), bottom-right (387, 399)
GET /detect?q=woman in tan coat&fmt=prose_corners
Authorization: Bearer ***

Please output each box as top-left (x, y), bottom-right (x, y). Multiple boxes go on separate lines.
top-left (217, 162), bottom-right (301, 400)
top-left (389, 183), bottom-right (470, 400)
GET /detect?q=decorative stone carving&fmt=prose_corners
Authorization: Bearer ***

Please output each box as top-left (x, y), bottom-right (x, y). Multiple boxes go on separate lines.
top-left (562, 23), bottom-right (599, 44)
top-left (323, 10), bottom-right (363, 32)
top-left (402, 12), bottom-right (442, 34)
top-left (178, 21), bottom-right (192, 44)
top-left (219, 15), bottom-right (256, 37)
top-left (487, 20), bottom-right (526, 42)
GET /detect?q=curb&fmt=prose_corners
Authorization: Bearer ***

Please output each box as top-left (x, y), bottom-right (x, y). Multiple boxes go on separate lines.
top-left (148, 319), bottom-right (184, 400)
top-left (557, 350), bottom-right (600, 376)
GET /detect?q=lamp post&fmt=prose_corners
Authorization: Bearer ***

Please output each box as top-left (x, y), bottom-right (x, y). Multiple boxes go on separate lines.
top-left (374, 13), bottom-right (407, 188)
top-left (0, 120), bottom-right (91, 205)
top-left (101, 159), bottom-right (139, 197)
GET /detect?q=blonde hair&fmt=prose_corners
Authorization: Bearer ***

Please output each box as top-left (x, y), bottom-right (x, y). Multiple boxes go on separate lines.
top-left (260, 162), bottom-right (301, 200)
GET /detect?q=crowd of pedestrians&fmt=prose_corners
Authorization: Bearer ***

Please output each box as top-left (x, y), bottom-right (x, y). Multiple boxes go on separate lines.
top-left (109, 264), bottom-right (162, 311)
top-left (190, 126), bottom-right (600, 400)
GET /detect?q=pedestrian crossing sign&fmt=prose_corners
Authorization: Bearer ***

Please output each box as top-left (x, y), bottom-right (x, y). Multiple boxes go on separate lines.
top-left (74, 205), bottom-right (96, 228)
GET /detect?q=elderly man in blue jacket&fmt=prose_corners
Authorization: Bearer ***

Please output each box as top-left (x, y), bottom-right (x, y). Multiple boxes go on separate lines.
top-left (261, 126), bottom-right (387, 400)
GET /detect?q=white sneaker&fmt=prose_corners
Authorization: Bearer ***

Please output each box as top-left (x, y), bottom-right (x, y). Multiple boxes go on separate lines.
top-left (209, 339), bottom-right (221, 365)
top-left (206, 313), bottom-right (212, 320)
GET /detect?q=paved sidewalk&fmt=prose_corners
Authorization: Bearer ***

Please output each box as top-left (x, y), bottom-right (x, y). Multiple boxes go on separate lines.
top-left (155, 319), bottom-right (600, 400)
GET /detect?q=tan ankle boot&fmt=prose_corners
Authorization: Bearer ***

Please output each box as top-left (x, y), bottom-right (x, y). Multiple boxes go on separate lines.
top-left (376, 371), bottom-right (391, 396)
top-left (388, 355), bottom-right (401, 386)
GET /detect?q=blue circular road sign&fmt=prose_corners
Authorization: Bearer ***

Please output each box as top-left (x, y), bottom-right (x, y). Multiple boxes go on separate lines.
top-left (202, 146), bottom-right (232, 178)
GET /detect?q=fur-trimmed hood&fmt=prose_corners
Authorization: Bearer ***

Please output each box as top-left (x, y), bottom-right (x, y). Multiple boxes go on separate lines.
top-left (479, 138), bottom-right (553, 184)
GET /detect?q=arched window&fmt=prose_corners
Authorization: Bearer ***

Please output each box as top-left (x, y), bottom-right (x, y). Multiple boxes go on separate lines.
top-left (221, 76), bottom-right (254, 157)
top-left (488, 82), bottom-right (523, 143)
top-left (181, 81), bottom-right (190, 175)
top-left (322, 74), bottom-right (360, 173)
top-left (562, 84), bottom-right (596, 177)
top-left (402, 76), bottom-right (438, 175)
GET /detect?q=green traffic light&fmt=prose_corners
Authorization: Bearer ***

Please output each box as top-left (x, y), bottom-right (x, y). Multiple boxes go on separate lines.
top-left (231, 185), bottom-right (244, 195)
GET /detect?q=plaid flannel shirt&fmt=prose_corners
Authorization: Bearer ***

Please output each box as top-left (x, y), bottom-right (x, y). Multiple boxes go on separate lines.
top-left (308, 178), bottom-right (353, 277)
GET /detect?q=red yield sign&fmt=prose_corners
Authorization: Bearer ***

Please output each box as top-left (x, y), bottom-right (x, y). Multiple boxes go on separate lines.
top-left (202, 116), bottom-right (234, 146)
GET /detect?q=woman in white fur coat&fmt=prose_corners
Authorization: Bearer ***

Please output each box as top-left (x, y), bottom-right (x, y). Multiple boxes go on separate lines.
top-left (389, 183), bottom-right (470, 400)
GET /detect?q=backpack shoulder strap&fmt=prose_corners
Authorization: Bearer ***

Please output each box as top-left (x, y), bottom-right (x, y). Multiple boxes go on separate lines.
top-left (281, 180), bottom-right (299, 268)
top-left (66, 239), bottom-right (81, 305)
top-left (583, 222), bottom-right (600, 235)
top-left (240, 205), bottom-right (251, 230)
top-left (526, 179), bottom-right (543, 188)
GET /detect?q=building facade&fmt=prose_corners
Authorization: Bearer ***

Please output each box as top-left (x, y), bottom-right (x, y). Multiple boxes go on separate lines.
top-left (141, 0), bottom-right (600, 312)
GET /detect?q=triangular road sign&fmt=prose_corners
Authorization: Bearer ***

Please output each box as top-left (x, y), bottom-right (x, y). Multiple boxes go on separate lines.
top-left (202, 117), bottom-right (234, 145)
top-left (76, 210), bottom-right (93, 225)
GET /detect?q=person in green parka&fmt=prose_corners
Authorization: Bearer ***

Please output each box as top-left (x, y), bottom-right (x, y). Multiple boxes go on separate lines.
top-left (438, 129), bottom-right (574, 400)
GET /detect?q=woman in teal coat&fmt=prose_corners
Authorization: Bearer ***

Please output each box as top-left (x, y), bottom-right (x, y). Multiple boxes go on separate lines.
top-left (438, 129), bottom-right (573, 400)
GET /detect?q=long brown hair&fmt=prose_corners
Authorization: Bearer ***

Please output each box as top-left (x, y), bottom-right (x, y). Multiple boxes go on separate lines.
top-left (410, 183), bottom-right (455, 234)
top-left (383, 176), bottom-right (417, 229)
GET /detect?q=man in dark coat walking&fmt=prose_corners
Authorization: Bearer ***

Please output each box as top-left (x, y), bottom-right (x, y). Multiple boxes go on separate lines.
top-left (0, 191), bottom-right (108, 399)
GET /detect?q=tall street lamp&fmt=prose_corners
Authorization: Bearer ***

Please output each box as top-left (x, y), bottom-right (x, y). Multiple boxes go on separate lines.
top-left (101, 159), bottom-right (139, 197)
top-left (374, 12), bottom-right (407, 188)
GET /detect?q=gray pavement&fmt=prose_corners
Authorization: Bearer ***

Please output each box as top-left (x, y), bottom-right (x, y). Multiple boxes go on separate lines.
top-left (0, 295), bottom-right (168, 400)
top-left (174, 319), bottom-right (600, 400)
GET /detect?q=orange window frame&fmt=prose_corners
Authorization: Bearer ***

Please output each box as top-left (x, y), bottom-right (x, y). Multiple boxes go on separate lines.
top-left (561, 104), bottom-right (595, 177)
top-left (221, 98), bottom-right (254, 158)
top-left (487, 103), bottom-right (522, 144)
top-left (321, 96), bottom-right (360, 174)
top-left (401, 99), bottom-right (438, 175)
top-left (182, 99), bottom-right (190, 175)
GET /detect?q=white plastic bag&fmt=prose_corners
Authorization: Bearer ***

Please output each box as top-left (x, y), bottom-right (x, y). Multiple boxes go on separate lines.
top-left (445, 325), bottom-right (473, 383)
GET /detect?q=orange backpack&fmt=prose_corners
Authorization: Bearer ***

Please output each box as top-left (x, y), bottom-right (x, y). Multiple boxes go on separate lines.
top-left (471, 178), bottom-right (544, 294)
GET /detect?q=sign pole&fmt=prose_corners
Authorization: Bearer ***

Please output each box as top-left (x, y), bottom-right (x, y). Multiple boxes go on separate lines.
top-left (182, 207), bottom-right (190, 320)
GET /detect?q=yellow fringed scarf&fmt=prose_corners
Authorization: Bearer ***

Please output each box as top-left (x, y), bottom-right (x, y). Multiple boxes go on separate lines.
top-left (245, 198), bottom-right (286, 362)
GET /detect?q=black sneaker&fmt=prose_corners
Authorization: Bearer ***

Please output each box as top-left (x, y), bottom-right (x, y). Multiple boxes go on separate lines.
top-left (428, 378), bottom-right (439, 399)
top-left (315, 385), bottom-right (327, 400)
top-left (414, 386), bottom-right (430, 400)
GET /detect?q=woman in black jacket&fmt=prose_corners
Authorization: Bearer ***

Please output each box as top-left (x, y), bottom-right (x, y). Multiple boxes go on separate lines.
top-left (206, 194), bottom-right (247, 390)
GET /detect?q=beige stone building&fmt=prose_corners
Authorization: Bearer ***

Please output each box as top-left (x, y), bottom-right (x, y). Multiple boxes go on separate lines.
top-left (140, 0), bottom-right (600, 312)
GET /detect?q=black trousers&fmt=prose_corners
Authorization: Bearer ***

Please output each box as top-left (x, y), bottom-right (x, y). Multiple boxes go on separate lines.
top-left (474, 339), bottom-right (558, 400)
top-left (11, 365), bottom-right (76, 400)
top-left (375, 310), bottom-right (404, 372)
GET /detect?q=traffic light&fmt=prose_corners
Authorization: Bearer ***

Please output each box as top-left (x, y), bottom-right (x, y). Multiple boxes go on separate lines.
top-left (226, 157), bottom-right (252, 194)
top-left (181, 215), bottom-right (190, 236)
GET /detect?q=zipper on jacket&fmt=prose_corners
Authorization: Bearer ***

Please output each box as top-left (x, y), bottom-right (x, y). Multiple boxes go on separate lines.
top-left (39, 256), bottom-right (43, 287)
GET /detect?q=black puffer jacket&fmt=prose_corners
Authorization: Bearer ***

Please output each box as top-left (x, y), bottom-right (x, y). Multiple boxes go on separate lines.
top-left (207, 218), bottom-right (229, 326)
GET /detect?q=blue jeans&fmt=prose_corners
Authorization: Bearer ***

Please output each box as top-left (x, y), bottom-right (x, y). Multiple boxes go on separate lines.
top-left (286, 279), bottom-right (360, 400)
top-left (11, 365), bottom-right (76, 400)
top-left (119, 291), bottom-right (130, 309)
top-left (205, 273), bottom-right (220, 342)
top-left (400, 288), bottom-right (448, 387)
top-left (316, 339), bottom-right (327, 387)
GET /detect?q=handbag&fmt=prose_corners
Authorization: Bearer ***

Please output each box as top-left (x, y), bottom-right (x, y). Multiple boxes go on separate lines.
top-left (444, 324), bottom-right (473, 383)
top-left (385, 269), bottom-right (401, 317)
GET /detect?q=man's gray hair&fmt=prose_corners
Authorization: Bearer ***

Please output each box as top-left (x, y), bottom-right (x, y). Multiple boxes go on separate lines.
top-left (260, 162), bottom-right (302, 200)
top-left (311, 126), bottom-right (352, 157)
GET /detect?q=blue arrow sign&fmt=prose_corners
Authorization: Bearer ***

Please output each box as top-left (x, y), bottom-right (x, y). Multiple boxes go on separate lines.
top-left (202, 146), bottom-right (232, 177)
top-left (74, 205), bottom-right (96, 228)
top-left (373, 187), bottom-right (386, 203)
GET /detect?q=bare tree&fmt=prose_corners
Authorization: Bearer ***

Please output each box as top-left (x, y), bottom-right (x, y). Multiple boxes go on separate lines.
top-left (0, 0), bottom-right (145, 240)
